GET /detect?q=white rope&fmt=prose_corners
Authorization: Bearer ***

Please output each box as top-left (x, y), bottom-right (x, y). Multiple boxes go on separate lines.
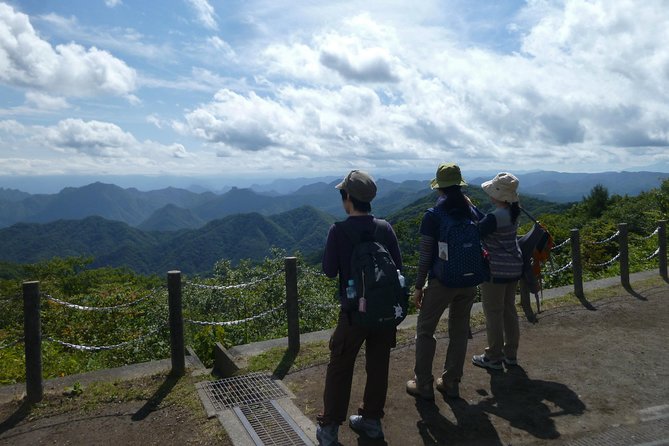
top-left (46, 325), bottom-right (164, 352)
top-left (185, 271), bottom-right (283, 291)
top-left (588, 231), bottom-right (620, 245)
top-left (544, 261), bottom-right (573, 276)
top-left (185, 303), bottom-right (285, 327)
top-left (644, 247), bottom-right (660, 260)
top-left (0, 337), bottom-right (23, 350)
top-left (305, 302), bottom-right (340, 311)
top-left (552, 238), bottom-right (571, 250)
top-left (589, 253), bottom-right (621, 268)
top-left (641, 227), bottom-right (659, 240)
top-left (45, 288), bottom-right (164, 311)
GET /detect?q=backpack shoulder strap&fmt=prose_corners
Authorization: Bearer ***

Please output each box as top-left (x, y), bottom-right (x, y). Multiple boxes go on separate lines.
top-left (371, 218), bottom-right (388, 245)
top-left (519, 206), bottom-right (539, 224)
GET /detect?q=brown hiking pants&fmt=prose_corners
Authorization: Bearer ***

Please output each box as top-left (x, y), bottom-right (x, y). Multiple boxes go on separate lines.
top-left (318, 312), bottom-right (396, 425)
top-left (414, 278), bottom-right (476, 387)
top-left (480, 280), bottom-right (520, 361)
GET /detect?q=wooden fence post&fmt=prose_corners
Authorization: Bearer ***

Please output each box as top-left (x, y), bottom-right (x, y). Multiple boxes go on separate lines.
top-left (285, 257), bottom-right (300, 354)
top-left (23, 281), bottom-right (43, 403)
top-left (167, 271), bottom-right (185, 376)
top-left (571, 229), bottom-right (583, 299)
top-left (618, 223), bottom-right (629, 288)
top-left (659, 220), bottom-right (667, 281)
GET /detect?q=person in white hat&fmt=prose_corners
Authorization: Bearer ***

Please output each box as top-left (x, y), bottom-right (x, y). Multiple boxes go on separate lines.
top-left (472, 172), bottom-right (524, 370)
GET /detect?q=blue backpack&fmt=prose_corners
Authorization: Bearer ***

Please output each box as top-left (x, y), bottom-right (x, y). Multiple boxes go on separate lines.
top-left (430, 206), bottom-right (489, 287)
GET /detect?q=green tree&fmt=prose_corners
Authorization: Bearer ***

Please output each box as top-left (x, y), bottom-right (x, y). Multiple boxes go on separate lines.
top-left (582, 184), bottom-right (611, 219)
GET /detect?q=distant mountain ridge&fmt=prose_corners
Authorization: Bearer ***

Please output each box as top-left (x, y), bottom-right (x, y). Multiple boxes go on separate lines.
top-left (0, 171), bottom-right (666, 230)
top-left (0, 206), bottom-right (336, 274)
top-left (470, 170), bottom-right (669, 203)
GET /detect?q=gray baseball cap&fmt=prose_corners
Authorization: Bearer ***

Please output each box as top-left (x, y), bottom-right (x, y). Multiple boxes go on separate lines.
top-left (335, 170), bottom-right (377, 202)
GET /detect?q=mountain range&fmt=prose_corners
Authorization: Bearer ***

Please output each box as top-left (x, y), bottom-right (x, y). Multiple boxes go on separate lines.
top-left (1, 170), bottom-right (666, 275)
top-left (0, 206), bottom-right (336, 274)
top-left (1, 171), bottom-right (666, 232)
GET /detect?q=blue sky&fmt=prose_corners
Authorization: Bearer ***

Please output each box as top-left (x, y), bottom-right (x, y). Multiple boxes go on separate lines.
top-left (1, 0), bottom-right (668, 191)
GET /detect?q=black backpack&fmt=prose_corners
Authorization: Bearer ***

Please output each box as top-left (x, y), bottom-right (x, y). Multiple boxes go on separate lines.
top-left (336, 219), bottom-right (408, 328)
top-left (430, 206), bottom-right (489, 287)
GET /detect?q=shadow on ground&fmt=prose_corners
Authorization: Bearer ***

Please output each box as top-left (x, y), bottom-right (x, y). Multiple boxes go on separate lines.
top-left (475, 366), bottom-right (586, 441)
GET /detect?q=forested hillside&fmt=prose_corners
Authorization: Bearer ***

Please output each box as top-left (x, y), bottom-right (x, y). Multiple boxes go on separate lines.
top-left (0, 206), bottom-right (335, 274)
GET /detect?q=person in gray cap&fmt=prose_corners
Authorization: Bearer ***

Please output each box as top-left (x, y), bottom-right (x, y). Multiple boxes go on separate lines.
top-left (317, 170), bottom-right (403, 445)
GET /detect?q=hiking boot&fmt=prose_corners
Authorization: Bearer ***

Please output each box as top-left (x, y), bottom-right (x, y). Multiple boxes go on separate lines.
top-left (472, 354), bottom-right (503, 370)
top-left (503, 356), bottom-right (518, 366)
top-left (348, 415), bottom-right (384, 439)
top-left (436, 377), bottom-right (459, 398)
top-left (406, 378), bottom-right (435, 400)
top-left (316, 423), bottom-right (339, 446)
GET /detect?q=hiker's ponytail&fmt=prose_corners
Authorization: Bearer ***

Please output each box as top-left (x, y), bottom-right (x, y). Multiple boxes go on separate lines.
top-left (438, 185), bottom-right (469, 213)
top-left (510, 201), bottom-right (520, 224)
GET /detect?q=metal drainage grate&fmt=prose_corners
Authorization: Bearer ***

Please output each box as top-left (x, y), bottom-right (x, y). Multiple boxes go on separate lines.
top-left (200, 372), bottom-right (289, 411)
top-left (234, 400), bottom-right (311, 446)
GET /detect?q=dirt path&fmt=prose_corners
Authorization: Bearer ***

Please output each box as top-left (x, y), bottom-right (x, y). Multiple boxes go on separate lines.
top-left (284, 279), bottom-right (669, 445)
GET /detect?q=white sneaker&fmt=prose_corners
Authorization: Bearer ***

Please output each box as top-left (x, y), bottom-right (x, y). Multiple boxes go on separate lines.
top-left (472, 354), bottom-right (503, 370)
top-left (349, 415), bottom-right (384, 439)
top-left (316, 423), bottom-right (339, 446)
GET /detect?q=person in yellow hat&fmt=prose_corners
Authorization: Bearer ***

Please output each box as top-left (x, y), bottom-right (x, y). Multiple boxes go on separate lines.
top-left (406, 162), bottom-right (485, 400)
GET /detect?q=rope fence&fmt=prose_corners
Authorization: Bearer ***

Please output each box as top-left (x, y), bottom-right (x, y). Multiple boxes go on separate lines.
top-left (46, 324), bottom-right (165, 352)
top-left (544, 261), bottom-right (573, 276)
top-left (0, 337), bottom-right (24, 350)
top-left (6, 220), bottom-right (668, 403)
top-left (185, 303), bottom-right (285, 327)
top-left (44, 288), bottom-right (165, 312)
top-left (587, 230), bottom-right (620, 245)
top-left (588, 253), bottom-right (621, 269)
top-left (645, 248), bottom-right (660, 260)
top-left (184, 270), bottom-right (283, 291)
top-left (641, 227), bottom-right (659, 240)
top-left (552, 237), bottom-right (571, 251)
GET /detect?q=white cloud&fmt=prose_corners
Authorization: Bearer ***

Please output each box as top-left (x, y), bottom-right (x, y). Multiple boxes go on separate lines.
top-left (262, 13), bottom-right (404, 84)
top-left (0, 4), bottom-right (137, 98)
top-left (39, 13), bottom-right (174, 61)
top-left (186, 0), bottom-right (218, 30)
top-left (24, 91), bottom-right (70, 110)
top-left (105, 0), bottom-right (122, 8)
top-left (146, 114), bottom-right (163, 129)
top-left (3, 0), bottom-right (669, 179)
top-left (44, 119), bottom-right (137, 157)
top-left (176, 1), bottom-right (669, 174)
top-left (207, 36), bottom-right (237, 60)
top-left (0, 118), bottom-right (203, 175)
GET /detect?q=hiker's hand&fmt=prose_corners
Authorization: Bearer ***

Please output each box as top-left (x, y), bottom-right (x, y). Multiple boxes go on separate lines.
top-left (413, 288), bottom-right (423, 309)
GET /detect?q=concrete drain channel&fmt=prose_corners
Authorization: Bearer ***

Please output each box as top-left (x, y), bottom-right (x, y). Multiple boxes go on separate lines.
top-left (196, 372), bottom-right (315, 445)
